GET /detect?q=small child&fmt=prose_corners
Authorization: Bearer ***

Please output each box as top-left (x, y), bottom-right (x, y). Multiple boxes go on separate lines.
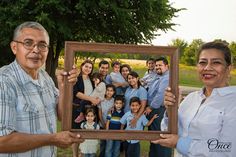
top-left (75, 72), bottom-right (106, 123)
top-left (110, 61), bottom-right (127, 95)
top-left (98, 84), bottom-right (116, 157)
top-left (120, 97), bottom-right (157, 157)
top-left (79, 108), bottom-right (100, 157)
top-left (98, 84), bottom-right (116, 129)
top-left (140, 58), bottom-right (158, 90)
top-left (105, 95), bottom-right (125, 157)
top-left (90, 72), bottom-right (106, 101)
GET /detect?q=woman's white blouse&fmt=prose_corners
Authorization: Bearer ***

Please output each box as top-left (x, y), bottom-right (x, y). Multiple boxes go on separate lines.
top-left (162, 86), bottom-right (236, 157)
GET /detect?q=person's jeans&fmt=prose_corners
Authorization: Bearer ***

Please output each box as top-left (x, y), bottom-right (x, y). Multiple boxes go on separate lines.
top-left (105, 140), bottom-right (121, 157)
top-left (82, 153), bottom-right (96, 157)
top-left (99, 140), bottom-right (106, 157)
top-left (149, 143), bottom-right (172, 157)
top-left (146, 107), bottom-right (172, 157)
top-left (124, 141), bottom-right (140, 157)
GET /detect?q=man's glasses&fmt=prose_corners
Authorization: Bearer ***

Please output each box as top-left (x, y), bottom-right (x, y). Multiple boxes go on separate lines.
top-left (13, 39), bottom-right (49, 52)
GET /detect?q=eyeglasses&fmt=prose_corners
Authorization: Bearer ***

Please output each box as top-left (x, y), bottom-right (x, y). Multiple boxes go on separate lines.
top-left (13, 40), bottom-right (49, 52)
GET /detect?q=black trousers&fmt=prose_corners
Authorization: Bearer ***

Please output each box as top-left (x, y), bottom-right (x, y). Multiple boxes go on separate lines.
top-left (146, 106), bottom-right (172, 157)
top-left (124, 141), bottom-right (140, 157)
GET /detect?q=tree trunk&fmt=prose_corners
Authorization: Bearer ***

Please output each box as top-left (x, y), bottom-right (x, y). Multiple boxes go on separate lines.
top-left (45, 42), bottom-right (61, 87)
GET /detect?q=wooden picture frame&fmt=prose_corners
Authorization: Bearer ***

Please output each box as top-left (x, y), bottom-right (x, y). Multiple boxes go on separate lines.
top-left (62, 42), bottom-right (179, 141)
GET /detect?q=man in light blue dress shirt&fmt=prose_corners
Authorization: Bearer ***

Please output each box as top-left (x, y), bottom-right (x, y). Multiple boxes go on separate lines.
top-left (146, 57), bottom-right (172, 157)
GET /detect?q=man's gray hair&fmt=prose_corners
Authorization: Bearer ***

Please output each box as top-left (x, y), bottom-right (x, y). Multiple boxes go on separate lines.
top-left (13, 21), bottom-right (49, 42)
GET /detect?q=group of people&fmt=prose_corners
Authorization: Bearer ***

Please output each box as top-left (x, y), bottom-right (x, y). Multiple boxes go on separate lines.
top-left (0, 21), bottom-right (235, 157)
top-left (71, 56), bottom-right (171, 157)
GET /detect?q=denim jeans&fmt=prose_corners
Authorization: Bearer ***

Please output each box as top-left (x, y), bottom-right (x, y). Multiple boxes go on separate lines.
top-left (99, 140), bottom-right (106, 157)
top-left (147, 107), bottom-right (172, 157)
top-left (124, 141), bottom-right (140, 157)
top-left (82, 153), bottom-right (96, 157)
top-left (105, 140), bottom-right (121, 157)
top-left (149, 143), bottom-right (172, 157)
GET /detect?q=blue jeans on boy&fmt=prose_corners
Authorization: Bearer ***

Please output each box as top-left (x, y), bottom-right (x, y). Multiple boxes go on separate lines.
top-left (105, 140), bottom-right (121, 157)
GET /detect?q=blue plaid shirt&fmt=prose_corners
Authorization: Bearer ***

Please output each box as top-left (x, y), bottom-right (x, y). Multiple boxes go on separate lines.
top-left (0, 60), bottom-right (59, 157)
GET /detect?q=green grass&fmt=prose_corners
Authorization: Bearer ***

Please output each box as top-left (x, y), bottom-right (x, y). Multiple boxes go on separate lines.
top-left (179, 64), bottom-right (203, 87)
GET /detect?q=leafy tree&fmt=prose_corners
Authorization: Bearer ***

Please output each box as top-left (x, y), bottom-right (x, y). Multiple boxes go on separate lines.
top-left (169, 38), bottom-right (188, 63)
top-left (182, 39), bottom-right (204, 66)
top-left (0, 0), bottom-right (181, 82)
top-left (229, 42), bottom-right (236, 67)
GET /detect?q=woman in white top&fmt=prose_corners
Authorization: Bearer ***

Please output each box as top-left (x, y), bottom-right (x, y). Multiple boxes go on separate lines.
top-left (152, 41), bottom-right (236, 157)
top-left (72, 59), bottom-right (100, 157)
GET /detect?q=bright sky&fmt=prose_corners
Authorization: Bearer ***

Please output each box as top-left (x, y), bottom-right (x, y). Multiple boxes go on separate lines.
top-left (152, 0), bottom-right (236, 46)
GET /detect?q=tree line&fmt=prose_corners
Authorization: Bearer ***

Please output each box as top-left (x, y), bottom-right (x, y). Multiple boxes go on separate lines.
top-left (170, 38), bottom-right (236, 66)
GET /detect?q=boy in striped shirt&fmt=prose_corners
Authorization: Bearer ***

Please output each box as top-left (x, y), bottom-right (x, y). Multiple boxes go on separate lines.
top-left (105, 95), bottom-right (125, 157)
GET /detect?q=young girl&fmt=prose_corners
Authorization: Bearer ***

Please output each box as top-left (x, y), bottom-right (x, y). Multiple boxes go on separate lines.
top-left (75, 72), bottom-right (106, 123)
top-left (120, 97), bottom-right (157, 157)
top-left (79, 108), bottom-right (100, 157)
top-left (98, 84), bottom-right (116, 129)
top-left (90, 72), bottom-right (106, 102)
top-left (97, 84), bottom-right (116, 157)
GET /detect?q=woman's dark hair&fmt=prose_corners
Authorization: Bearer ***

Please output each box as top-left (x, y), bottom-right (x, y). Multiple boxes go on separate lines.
top-left (120, 64), bottom-right (132, 73)
top-left (79, 59), bottom-right (94, 77)
top-left (129, 96), bottom-right (140, 106)
top-left (146, 58), bottom-right (155, 65)
top-left (127, 71), bottom-right (142, 88)
top-left (197, 41), bottom-right (232, 66)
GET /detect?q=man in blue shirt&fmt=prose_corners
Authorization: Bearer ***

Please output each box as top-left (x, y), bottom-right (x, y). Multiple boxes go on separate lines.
top-left (146, 57), bottom-right (172, 157)
top-left (98, 60), bottom-right (111, 157)
top-left (98, 60), bottom-right (112, 85)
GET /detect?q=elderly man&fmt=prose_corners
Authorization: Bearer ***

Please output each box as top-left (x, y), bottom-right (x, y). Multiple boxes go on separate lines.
top-left (0, 21), bottom-right (81, 157)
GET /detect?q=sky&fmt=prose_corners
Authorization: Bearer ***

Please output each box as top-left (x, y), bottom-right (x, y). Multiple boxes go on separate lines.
top-left (152, 0), bottom-right (236, 46)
